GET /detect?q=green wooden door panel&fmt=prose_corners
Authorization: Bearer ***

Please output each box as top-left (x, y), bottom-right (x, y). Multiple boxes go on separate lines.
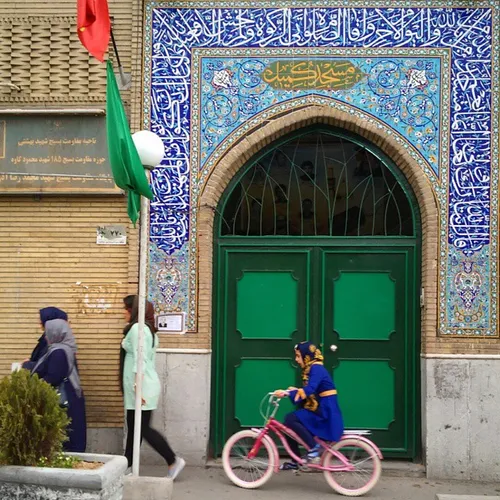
top-left (235, 358), bottom-right (295, 426)
top-left (334, 360), bottom-right (395, 430)
top-left (323, 248), bottom-right (417, 456)
top-left (212, 247), bottom-right (309, 453)
top-left (237, 271), bottom-right (298, 339)
top-left (213, 243), bottom-right (419, 458)
top-left (333, 271), bottom-right (395, 340)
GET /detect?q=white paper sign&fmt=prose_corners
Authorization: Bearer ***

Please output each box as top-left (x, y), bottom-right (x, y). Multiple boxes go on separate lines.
top-left (157, 313), bottom-right (186, 334)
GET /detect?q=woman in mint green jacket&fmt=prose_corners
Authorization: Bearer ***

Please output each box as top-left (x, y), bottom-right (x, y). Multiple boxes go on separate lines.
top-left (122, 296), bottom-right (185, 480)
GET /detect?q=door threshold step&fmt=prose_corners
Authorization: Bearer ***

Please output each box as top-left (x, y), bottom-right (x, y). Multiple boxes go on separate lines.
top-left (206, 459), bottom-right (425, 478)
top-left (382, 460), bottom-right (426, 478)
top-left (205, 459), bottom-right (223, 469)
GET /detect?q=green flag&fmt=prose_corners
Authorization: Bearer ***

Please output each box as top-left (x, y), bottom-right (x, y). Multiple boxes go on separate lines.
top-left (106, 61), bottom-right (154, 225)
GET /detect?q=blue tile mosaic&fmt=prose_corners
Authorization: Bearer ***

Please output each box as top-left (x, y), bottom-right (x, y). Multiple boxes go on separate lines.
top-left (199, 54), bottom-right (442, 174)
top-left (144, 1), bottom-right (498, 336)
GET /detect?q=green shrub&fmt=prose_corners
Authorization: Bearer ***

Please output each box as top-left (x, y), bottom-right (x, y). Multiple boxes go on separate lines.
top-left (0, 369), bottom-right (69, 466)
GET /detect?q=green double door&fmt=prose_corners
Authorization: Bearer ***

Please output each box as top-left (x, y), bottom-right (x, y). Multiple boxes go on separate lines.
top-left (212, 241), bottom-right (420, 459)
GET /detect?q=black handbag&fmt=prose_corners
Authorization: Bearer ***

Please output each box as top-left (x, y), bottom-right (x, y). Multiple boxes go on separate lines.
top-left (57, 379), bottom-right (69, 408)
top-left (55, 348), bottom-right (75, 409)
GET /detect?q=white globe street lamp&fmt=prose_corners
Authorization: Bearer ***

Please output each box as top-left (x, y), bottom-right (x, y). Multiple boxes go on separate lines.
top-left (132, 130), bottom-right (165, 169)
top-left (129, 130), bottom-right (164, 477)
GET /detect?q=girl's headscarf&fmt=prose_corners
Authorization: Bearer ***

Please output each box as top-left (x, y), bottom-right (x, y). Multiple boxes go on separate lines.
top-left (32, 319), bottom-right (82, 398)
top-left (295, 341), bottom-right (324, 412)
top-left (40, 307), bottom-right (68, 326)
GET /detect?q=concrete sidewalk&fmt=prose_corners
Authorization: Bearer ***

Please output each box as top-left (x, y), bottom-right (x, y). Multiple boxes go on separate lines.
top-left (141, 465), bottom-right (500, 500)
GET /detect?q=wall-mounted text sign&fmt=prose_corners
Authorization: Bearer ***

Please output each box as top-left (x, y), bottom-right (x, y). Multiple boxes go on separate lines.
top-left (0, 114), bottom-right (120, 194)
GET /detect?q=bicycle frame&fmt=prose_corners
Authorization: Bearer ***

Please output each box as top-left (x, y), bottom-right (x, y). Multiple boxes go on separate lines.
top-left (247, 394), bottom-right (383, 473)
top-left (249, 418), bottom-right (361, 473)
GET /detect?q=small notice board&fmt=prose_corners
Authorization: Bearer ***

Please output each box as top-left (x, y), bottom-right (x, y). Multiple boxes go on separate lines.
top-left (157, 313), bottom-right (186, 334)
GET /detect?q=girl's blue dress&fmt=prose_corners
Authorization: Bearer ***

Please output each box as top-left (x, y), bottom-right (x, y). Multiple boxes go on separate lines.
top-left (289, 363), bottom-right (344, 442)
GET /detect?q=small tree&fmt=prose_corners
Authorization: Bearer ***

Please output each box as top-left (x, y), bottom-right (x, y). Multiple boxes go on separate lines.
top-left (0, 369), bottom-right (69, 466)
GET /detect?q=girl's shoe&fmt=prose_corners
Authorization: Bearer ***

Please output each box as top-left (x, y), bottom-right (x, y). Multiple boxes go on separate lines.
top-left (279, 461), bottom-right (299, 470)
top-left (306, 444), bottom-right (321, 461)
top-left (168, 457), bottom-right (186, 480)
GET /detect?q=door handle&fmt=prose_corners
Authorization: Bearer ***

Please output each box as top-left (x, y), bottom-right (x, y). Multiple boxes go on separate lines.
top-left (330, 345), bottom-right (338, 352)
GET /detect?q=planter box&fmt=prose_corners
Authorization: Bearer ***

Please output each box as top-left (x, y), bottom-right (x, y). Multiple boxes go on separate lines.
top-left (0, 453), bottom-right (128, 500)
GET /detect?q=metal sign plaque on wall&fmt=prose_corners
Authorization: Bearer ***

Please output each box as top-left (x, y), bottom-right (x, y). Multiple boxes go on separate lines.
top-left (0, 114), bottom-right (119, 193)
top-left (96, 225), bottom-right (127, 245)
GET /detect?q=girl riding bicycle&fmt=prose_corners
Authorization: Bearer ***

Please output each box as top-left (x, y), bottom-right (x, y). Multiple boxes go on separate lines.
top-left (276, 341), bottom-right (344, 470)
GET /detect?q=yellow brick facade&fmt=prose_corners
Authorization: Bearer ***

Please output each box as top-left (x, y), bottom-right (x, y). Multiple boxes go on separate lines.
top-left (0, 0), bottom-right (144, 428)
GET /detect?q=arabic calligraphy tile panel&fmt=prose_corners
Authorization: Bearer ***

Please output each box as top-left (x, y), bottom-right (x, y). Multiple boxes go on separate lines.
top-left (198, 52), bottom-right (443, 174)
top-left (144, 1), bottom-right (498, 336)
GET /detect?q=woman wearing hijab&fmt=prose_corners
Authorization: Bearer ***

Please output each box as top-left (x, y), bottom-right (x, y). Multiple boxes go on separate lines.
top-left (275, 341), bottom-right (344, 470)
top-left (31, 318), bottom-right (87, 452)
top-left (121, 295), bottom-right (185, 480)
top-left (22, 307), bottom-right (69, 370)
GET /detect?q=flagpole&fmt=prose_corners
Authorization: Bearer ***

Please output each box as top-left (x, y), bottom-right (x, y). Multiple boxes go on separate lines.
top-left (129, 129), bottom-right (164, 477)
top-left (132, 168), bottom-right (151, 477)
top-left (110, 28), bottom-right (131, 89)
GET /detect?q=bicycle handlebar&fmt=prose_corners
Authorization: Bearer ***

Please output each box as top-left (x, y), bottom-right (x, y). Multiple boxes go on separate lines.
top-left (267, 391), bottom-right (289, 398)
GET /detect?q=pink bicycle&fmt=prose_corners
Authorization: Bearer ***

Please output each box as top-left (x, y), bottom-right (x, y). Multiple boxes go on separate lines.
top-left (222, 392), bottom-right (383, 496)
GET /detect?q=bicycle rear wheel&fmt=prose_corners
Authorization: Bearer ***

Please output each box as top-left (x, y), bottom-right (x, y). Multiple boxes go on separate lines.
top-left (322, 437), bottom-right (381, 496)
top-left (222, 429), bottom-right (276, 489)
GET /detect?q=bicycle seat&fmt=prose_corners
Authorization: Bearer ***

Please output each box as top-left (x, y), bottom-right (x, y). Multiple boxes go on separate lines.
top-left (346, 430), bottom-right (372, 436)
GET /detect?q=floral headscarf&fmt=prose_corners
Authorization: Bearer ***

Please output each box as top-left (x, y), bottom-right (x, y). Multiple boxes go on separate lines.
top-left (294, 341), bottom-right (324, 412)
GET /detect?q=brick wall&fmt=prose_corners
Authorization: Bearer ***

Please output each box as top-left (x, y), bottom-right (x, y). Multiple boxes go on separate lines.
top-left (0, 0), bottom-right (143, 126)
top-left (0, 0), bottom-right (144, 427)
top-left (0, 197), bottom-right (132, 427)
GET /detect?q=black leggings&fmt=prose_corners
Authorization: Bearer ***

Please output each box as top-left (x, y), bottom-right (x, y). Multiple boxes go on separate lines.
top-left (125, 410), bottom-right (176, 467)
top-left (284, 412), bottom-right (316, 462)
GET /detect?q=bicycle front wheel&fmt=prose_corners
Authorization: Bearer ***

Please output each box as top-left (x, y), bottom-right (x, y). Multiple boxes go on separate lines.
top-left (322, 437), bottom-right (382, 496)
top-left (222, 429), bottom-right (276, 489)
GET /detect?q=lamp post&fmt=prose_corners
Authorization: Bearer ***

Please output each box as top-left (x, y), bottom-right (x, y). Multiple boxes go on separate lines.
top-left (130, 130), bottom-right (164, 477)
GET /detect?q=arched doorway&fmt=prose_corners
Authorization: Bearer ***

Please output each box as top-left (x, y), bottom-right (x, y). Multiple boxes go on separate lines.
top-left (211, 125), bottom-right (421, 459)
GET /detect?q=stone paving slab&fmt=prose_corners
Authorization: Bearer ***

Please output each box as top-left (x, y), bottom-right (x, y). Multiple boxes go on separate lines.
top-left (123, 475), bottom-right (173, 500)
top-left (436, 495), bottom-right (500, 500)
top-left (141, 465), bottom-right (500, 500)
